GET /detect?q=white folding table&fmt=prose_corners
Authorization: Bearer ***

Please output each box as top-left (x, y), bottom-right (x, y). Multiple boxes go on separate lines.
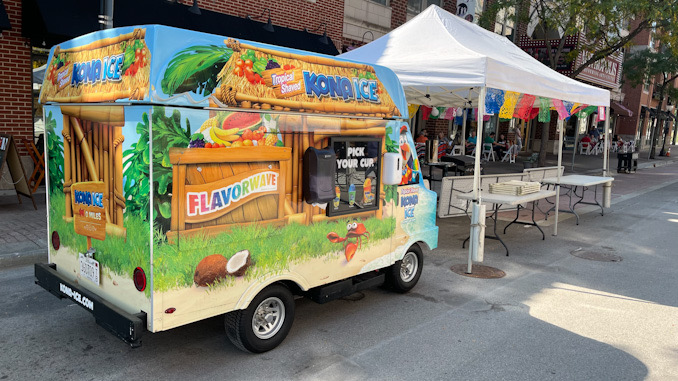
top-left (541, 175), bottom-right (614, 225)
top-left (458, 190), bottom-right (556, 256)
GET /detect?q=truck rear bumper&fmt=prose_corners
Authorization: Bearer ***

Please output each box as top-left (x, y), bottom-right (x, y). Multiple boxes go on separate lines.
top-left (34, 263), bottom-right (146, 347)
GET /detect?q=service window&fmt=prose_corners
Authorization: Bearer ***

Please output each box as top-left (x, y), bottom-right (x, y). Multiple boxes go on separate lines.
top-left (328, 137), bottom-right (381, 216)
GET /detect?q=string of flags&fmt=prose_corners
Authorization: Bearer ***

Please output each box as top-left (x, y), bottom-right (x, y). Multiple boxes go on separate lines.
top-left (413, 89), bottom-right (606, 123)
top-left (483, 88), bottom-right (606, 122)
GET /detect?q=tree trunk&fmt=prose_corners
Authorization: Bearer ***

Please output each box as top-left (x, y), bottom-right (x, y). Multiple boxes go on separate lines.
top-left (538, 121), bottom-right (549, 166)
top-left (650, 89), bottom-right (665, 159)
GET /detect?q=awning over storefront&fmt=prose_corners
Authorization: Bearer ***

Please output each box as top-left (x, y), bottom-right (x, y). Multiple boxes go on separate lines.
top-left (22, 0), bottom-right (338, 55)
top-left (611, 101), bottom-right (633, 117)
top-left (22, 0), bottom-right (100, 47)
top-left (643, 106), bottom-right (674, 120)
top-left (1, 0), bottom-right (13, 32)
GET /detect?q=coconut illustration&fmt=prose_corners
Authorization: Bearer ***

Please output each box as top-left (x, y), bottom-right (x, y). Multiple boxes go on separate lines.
top-left (194, 254), bottom-right (228, 287)
top-left (226, 250), bottom-right (252, 277)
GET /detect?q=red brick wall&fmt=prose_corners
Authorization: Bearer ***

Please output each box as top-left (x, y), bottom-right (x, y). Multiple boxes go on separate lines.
top-left (0, 0), bottom-right (33, 155)
top-left (188, 0), bottom-right (345, 52)
top-left (617, 18), bottom-right (655, 140)
top-left (390, 0), bottom-right (407, 29)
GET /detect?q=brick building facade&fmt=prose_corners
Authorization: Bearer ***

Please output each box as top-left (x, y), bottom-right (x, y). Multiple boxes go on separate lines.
top-left (1, 0), bottom-right (347, 189)
top-left (616, 20), bottom-right (677, 150)
top-left (0, 0), bottom-right (33, 155)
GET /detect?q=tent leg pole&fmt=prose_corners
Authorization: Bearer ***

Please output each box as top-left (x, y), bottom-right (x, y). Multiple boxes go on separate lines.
top-left (468, 87), bottom-right (486, 273)
top-left (554, 119), bottom-right (564, 236)
top-left (603, 107), bottom-right (610, 176)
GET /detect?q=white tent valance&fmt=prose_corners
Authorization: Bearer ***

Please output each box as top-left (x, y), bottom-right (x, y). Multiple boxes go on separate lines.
top-left (340, 5), bottom-right (610, 108)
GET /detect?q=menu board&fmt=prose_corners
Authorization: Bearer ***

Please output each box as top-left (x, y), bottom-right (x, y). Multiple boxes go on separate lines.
top-left (328, 137), bottom-right (380, 216)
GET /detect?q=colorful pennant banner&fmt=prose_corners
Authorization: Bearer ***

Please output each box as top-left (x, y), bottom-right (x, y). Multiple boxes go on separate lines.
top-left (597, 106), bottom-right (606, 121)
top-left (552, 99), bottom-right (570, 120)
top-left (499, 91), bottom-right (520, 119)
top-left (513, 94), bottom-right (536, 120)
top-left (538, 97), bottom-right (551, 122)
top-left (485, 88), bottom-right (505, 114)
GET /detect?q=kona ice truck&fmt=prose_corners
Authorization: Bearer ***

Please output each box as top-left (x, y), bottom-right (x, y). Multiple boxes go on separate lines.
top-left (35, 25), bottom-right (438, 352)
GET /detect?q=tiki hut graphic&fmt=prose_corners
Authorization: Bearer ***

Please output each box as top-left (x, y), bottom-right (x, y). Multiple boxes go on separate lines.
top-left (212, 39), bottom-right (400, 118)
top-left (61, 106), bottom-right (127, 239)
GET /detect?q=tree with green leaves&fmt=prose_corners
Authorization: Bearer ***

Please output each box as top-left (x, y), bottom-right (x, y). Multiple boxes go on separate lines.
top-left (623, 44), bottom-right (678, 158)
top-left (481, 0), bottom-right (678, 78)
top-left (480, 0), bottom-right (678, 166)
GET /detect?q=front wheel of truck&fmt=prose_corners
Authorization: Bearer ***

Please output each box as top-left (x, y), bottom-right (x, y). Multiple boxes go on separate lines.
top-left (225, 284), bottom-right (295, 353)
top-left (386, 244), bottom-right (423, 293)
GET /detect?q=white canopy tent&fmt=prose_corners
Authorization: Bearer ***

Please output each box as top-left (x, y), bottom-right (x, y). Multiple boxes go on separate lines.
top-left (340, 5), bottom-right (609, 108)
top-left (341, 5), bottom-right (612, 270)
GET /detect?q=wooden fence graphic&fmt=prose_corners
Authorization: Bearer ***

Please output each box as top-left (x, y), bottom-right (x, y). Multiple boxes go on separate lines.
top-left (61, 105), bottom-right (127, 239)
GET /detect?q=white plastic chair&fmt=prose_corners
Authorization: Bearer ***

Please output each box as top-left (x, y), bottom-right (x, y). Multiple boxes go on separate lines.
top-left (481, 143), bottom-right (495, 161)
top-left (451, 145), bottom-right (463, 156)
top-left (501, 144), bottom-right (517, 163)
top-left (580, 141), bottom-right (591, 155)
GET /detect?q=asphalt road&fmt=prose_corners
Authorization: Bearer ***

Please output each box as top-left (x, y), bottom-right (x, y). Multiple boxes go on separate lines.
top-left (2, 176), bottom-right (677, 380)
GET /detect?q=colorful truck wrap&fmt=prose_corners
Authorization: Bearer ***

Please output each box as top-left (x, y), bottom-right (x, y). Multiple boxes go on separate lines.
top-left (35, 25), bottom-right (438, 352)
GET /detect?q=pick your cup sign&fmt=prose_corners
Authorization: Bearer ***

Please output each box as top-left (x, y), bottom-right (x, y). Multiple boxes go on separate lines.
top-left (336, 146), bottom-right (374, 169)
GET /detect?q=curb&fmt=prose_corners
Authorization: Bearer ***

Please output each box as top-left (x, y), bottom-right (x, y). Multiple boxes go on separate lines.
top-left (0, 249), bottom-right (48, 269)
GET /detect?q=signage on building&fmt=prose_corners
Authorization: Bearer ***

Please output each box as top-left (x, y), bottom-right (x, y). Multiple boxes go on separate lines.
top-left (518, 36), bottom-right (578, 74)
top-left (518, 35), bottom-right (623, 89)
top-left (575, 51), bottom-right (623, 89)
top-left (456, 0), bottom-right (477, 23)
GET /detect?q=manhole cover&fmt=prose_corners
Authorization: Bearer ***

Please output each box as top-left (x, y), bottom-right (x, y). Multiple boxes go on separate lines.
top-left (570, 250), bottom-right (622, 262)
top-left (450, 264), bottom-right (506, 278)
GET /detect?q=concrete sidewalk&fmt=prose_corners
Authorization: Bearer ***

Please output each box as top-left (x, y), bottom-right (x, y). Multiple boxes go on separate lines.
top-left (1, 144), bottom-right (677, 269)
top-left (0, 188), bottom-right (48, 268)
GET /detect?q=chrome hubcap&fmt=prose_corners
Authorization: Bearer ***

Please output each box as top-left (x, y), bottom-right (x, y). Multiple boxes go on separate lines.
top-left (400, 252), bottom-right (418, 282)
top-left (252, 296), bottom-right (285, 340)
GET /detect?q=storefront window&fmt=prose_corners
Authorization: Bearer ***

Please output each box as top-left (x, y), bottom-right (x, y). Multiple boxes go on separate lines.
top-left (407, 0), bottom-right (442, 14)
top-left (328, 137), bottom-right (381, 216)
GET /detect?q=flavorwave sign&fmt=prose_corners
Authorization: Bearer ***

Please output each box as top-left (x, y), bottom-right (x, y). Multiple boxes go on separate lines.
top-left (186, 171), bottom-right (279, 220)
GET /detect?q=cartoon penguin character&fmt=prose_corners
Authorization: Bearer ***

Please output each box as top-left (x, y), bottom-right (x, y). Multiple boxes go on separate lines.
top-left (399, 125), bottom-right (419, 185)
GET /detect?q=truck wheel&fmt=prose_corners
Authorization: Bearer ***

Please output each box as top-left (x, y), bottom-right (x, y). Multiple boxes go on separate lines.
top-left (225, 284), bottom-right (295, 353)
top-left (387, 245), bottom-right (423, 293)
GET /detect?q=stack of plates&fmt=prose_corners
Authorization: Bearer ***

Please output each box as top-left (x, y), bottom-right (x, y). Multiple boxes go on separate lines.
top-left (488, 180), bottom-right (541, 195)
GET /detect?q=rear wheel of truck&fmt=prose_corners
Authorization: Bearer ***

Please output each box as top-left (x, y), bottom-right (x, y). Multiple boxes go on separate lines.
top-left (225, 284), bottom-right (295, 353)
top-left (386, 244), bottom-right (423, 293)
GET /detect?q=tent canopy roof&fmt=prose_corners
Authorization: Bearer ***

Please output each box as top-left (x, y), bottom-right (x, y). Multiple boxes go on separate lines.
top-left (340, 5), bottom-right (609, 108)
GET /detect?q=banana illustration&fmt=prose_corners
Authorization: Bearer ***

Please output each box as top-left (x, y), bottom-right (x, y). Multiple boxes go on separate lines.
top-left (220, 127), bottom-right (240, 135)
top-left (210, 127), bottom-right (229, 145)
top-left (199, 117), bottom-right (219, 133)
top-left (212, 126), bottom-right (241, 141)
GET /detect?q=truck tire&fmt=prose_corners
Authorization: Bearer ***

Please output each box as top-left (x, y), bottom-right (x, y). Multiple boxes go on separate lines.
top-left (386, 244), bottom-right (423, 293)
top-left (225, 284), bottom-right (295, 353)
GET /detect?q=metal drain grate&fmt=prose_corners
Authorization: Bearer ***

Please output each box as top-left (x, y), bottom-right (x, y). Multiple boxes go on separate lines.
top-left (450, 264), bottom-right (506, 278)
top-left (570, 249), bottom-right (622, 262)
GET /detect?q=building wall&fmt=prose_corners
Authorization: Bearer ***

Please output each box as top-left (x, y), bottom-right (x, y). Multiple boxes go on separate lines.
top-left (617, 19), bottom-right (678, 147)
top-left (201, 0), bottom-right (345, 52)
top-left (0, 0), bottom-right (33, 155)
top-left (0, 0), bottom-right (345, 185)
